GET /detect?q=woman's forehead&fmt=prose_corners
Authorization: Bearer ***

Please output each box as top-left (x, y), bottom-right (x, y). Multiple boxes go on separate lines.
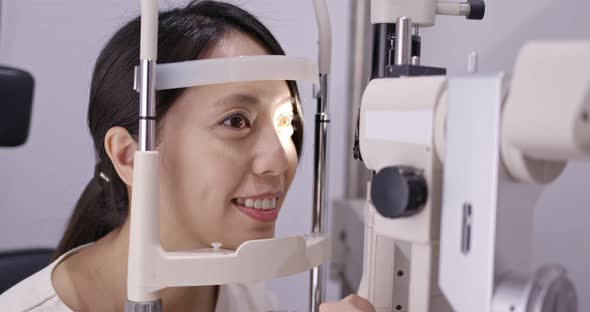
top-left (197, 81), bottom-right (291, 106)
top-left (203, 30), bottom-right (271, 59)
top-left (174, 81), bottom-right (293, 117)
top-left (213, 91), bottom-right (293, 109)
top-left (180, 31), bottom-right (293, 113)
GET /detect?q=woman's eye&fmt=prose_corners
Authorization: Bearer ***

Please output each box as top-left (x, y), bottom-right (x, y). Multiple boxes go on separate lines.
top-left (276, 114), bottom-right (295, 136)
top-left (222, 113), bottom-right (250, 129)
top-left (277, 115), bottom-right (293, 129)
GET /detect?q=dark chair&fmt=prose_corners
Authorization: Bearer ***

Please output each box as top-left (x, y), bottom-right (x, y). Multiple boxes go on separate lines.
top-left (1, 59), bottom-right (43, 296)
top-left (0, 248), bottom-right (54, 294)
top-left (0, 66), bottom-right (35, 147)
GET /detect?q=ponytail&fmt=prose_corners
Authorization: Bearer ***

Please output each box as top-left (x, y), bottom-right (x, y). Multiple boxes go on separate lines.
top-left (53, 162), bottom-right (128, 259)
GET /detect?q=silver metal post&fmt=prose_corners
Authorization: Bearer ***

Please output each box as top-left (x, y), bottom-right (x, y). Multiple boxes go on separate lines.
top-left (125, 299), bottom-right (163, 312)
top-left (394, 17), bottom-right (413, 66)
top-left (346, 0), bottom-right (372, 198)
top-left (310, 73), bottom-right (329, 312)
top-left (127, 59), bottom-right (161, 312)
top-left (138, 59), bottom-right (157, 151)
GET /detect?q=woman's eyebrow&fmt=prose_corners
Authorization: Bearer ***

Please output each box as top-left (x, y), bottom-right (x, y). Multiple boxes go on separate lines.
top-left (214, 93), bottom-right (260, 108)
top-left (274, 96), bottom-right (294, 107)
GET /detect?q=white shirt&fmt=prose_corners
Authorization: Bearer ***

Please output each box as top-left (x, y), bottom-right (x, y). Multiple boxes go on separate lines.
top-left (0, 244), bottom-right (278, 312)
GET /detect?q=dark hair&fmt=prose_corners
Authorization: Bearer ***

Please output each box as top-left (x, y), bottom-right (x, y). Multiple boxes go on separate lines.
top-left (54, 0), bottom-right (303, 259)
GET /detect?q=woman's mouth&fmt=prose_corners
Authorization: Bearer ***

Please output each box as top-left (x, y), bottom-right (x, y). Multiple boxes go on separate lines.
top-left (232, 195), bottom-right (280, 222)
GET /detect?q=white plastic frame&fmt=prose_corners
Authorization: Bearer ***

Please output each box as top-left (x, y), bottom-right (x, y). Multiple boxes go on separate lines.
top-left (155, 55), bottom-right (319, 90)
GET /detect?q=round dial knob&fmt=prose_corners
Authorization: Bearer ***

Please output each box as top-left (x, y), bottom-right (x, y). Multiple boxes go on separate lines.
top-left (467, 0), bottom-right (486, 20)
top-left (371, 166), bottom-right (428, 219)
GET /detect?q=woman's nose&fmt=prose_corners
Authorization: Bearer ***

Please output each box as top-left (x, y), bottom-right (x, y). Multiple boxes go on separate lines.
top-left (251, 126), bottom-right (290, 176)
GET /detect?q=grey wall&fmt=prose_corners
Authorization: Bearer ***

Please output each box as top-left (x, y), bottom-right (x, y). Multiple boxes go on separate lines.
top-left (419, 0), bottom-right (590, 309)
top-left (0, 0), bottom-right (349, 311)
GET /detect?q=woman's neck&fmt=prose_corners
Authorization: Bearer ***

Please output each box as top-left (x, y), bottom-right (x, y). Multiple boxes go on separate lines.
top-left (52, 221), bottom-right (218, 312)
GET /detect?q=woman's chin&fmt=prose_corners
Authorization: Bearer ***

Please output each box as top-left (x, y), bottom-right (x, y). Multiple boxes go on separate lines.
top-left (227, 229), bottom-right (275, 249)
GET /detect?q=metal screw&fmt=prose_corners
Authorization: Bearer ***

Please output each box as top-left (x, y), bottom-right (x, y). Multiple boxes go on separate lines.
top-left (397, 270), bottom-right (404, 277)
top-left (211, 242), bottom-right (222, 251)
top-left (581, 111), bottom-right (589, 123)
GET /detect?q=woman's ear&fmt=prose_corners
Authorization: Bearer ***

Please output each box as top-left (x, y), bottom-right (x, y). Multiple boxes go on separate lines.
top-left (104, 127), bottom-right (137, 186)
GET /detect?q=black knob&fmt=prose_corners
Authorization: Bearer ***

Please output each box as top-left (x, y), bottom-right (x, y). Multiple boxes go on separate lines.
top-left (371, 166), bottom-right (428, 219)
top-left (467, 0), bottom-right (486, 20)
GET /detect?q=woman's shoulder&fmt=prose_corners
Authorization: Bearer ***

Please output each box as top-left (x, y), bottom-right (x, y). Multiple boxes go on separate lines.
top-left (0, 245), bottom-right (91, 312)
top-left (216, 281), bottom-right (279, 312)
top-left (2, 271), bottom-right (277, 312)
top-left (1, 242), bottom-right (276, 312)
top-left (0, 260), bottom-right (71, 312)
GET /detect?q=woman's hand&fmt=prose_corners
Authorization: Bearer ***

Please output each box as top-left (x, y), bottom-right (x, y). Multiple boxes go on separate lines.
top-left (319, 294), bottom-right (376, 312)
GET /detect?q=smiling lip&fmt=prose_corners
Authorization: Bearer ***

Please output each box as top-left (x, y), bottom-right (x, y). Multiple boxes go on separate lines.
top-left (237, 192), bottom-right (282, 201)
top-left (232, 192), bottom-right (281, 223)
top-left (233, 202), bottom-right (279, 222)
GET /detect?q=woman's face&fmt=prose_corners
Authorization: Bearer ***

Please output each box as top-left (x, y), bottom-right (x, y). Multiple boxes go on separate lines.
top-left (157, 32), bottom-right (299, 250)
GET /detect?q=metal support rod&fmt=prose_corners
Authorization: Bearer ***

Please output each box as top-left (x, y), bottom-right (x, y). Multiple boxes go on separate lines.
top-left (138, 59), bottom-right (157, 151)
top-left (371, 23), bottom-right (395, 79)
top-left (347, 0), bottom-right (372, 198)
top-left (310, 265), bottom-right (326, 312)
top-left (125, 299), bottom-right (163, 312)
top-left (126, 1), bottom-right (161, 311)
top-left (127, 60), bottom-right (160, 312)
top-left (310, 73), bottom-right (329, 312)
top-left (394, 17), bottom-right (413, 65)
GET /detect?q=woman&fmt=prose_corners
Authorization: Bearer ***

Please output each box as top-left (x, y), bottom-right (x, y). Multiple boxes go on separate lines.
top-left (0, 1), bottom-right (374, 311)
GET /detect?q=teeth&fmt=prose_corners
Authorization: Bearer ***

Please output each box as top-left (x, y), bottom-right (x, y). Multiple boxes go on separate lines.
top-left (238, 197), bottom-right (278, 210)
